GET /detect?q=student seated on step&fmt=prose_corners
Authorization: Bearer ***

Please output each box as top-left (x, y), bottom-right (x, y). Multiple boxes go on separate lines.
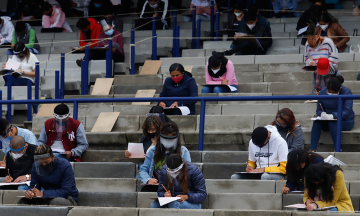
top-left (75, 18), bottom-right (101, 52)
top-left (305, 35), bottom-right (338, 73)
top-left (41, 2), bottom-right (73, 33)
top-left (282, 148), bottom-right (323, 194)
top-left (7, 21), bottom-right (40, 55)
top-left (0, 16), bottom-right (14, 46)
top-left (201, 52), bottom-right (238, 93)
top-left (269, 108), bottom-right (304, 152)
top-left (104, 8), bottom-right (124, 33)
top-left (185, 0), bottom-right (218, 22)
top-left (38, 103), bottom-right (89, 162)
top-left (18, 145), bottom-right (79, 206)
top-left (2, 42), bottom-right (39, 86)
top-left (159, 63), bottom-right (198, 115)
top-left (271, 0), bottom-right (300, 18)
top-left (221, 11), bottom-right (272, 56)
top-left (303, 163), bottom-right (354, 212)
top-left (138, 123), bottom-right (191, 192)
top-left (135, 0), bottom-right (169, 30)
top-left (88, 0), bottom-right (114, 21)
top-left (0, 118), bottom-right (38, 166)
top-left (310, 77), bottom-right (354, 152)
top-left (76, 19), bottom-right (124, 67)
top-left (226, 3), bottom-right (245, 39)
top-left (4, 136), bottom-right (37, 190)
top-left (231, 126), bottom-right (288, 180)
top-left (151, 154), bottom-right (207, 209)
top-left (312, 58), bottom-right (341, 95)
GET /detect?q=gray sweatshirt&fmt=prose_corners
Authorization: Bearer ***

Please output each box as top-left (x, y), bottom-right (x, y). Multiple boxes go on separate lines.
top-left (277, 125), bottom-right (304, 152)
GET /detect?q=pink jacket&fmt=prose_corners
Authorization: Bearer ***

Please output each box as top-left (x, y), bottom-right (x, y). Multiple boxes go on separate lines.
top-left (42, 6), bottom-right (71, 32)
top-left (205, 60), bottom-right (238, 86)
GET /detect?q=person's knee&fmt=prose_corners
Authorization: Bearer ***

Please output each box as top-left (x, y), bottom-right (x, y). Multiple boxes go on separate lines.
top-left (261, 173), bottom-right (270, 180)
top-left (150, 201), bottom-right (160, 208)
top-left (201, 86), bottom-right (212, 93)
top-left (230, 174), bottom-right (240, 179)
top-left (213, 86), bottom-right (226, 93)
top-left (17, 198), bottom-right (28, 205)
top-left (49, 198), bottom-right (71, 206)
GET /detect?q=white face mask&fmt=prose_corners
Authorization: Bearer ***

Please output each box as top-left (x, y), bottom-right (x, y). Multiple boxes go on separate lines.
top-left (11, 152), bottom-right (24, 160)
top-left (149, 3), bottom-right (158, 8)
top-left (211, 68), bottom-right (220, 74)
top-left (168, 171), bottom-right (181, 179)
top-left (247, 24), bottom-right (255, 30)
top-left (234, 12), bottom-right (242, 17)
top-left (327, 91), bottom-right (339, 95)
top-left (320, 24), bottom-right (328, 30)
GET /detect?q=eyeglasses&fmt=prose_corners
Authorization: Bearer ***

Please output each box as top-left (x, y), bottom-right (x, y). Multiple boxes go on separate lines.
top-left (275, 120), bottom-right (287, 127)
top-left (0, 125), bottom-right (12, 137)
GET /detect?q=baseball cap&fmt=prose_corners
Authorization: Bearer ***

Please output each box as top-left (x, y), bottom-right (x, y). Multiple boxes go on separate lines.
top-left (317, 58), bottom-right (330, 75)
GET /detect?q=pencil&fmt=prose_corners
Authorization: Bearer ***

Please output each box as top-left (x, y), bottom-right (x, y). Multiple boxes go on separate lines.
top-left (319, 103), bottom-right (325, 112)
top-left (2, 156), bottom-right (5, 163)
top-left (219, 76), bottom-right (224, 80)
top-left (306, 191), bottom-right (314, 202)
top-left (281, 177), bottom-right (286, 188)
top-left (161, 184), bottom-right (168, 192)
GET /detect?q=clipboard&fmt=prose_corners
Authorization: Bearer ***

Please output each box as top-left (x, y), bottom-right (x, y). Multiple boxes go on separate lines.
top-left (302, 66), bottom-right (317, 71)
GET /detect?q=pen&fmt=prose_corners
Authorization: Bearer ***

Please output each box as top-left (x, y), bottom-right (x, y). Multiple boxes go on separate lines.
top-left (161, 184), bottom-right (168, 192)
top-left (2, 156), bottom-right (5, 163)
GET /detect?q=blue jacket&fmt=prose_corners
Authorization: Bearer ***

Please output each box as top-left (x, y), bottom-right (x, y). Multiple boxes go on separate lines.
top-left (138, 146), bottom-right (191, 184)
top-left (272, 0), bottom-right (300, 17)
top-left (157, 161), bottom-right (207, 204)
top-left (317, 86), bottom-right (355, 120)
top-left (159, 73), bottom-right (198, 115)
top-left (30, 157), bottom-right (79, 202)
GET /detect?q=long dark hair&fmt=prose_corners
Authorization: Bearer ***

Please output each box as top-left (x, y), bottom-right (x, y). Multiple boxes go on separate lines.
top-left (327, 76), bottom-right (344, 92)
top-left (142, 115), bottom-right (163, 139)
top-left (318, 12), bottom-right (333, 28)
top-left (166, 154), bottom-right (188, 195)
top-left (286, 148), bottom-right (324, 182)
top-left (270, 108), bottom-right (297, 136)
top-left (207, 52), bottom-right (228, 78)
top-left (304, 163), bottom-right (342, 202)
top-left (169, 63), bottom-right (192, 77)
top-left (153, 123), bottom-right (181, 164)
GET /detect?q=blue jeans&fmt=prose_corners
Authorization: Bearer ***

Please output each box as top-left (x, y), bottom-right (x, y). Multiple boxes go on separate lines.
top-left (357, 73), bottom-right (360, 81)
top-left (310, 119), bottom-right (354, 151)
top-left (17, 185), bottom-right (29, 190)
top-left (3, 73), bottom-right (33, 86)
top-left (328, 207), bottom-right (338, 211)
top-left (150, 200), bottom-right (202, 209)
top-left (54, 153), bottom-right (71, 161)
top-left (201, 85), bottom-right (238, 93)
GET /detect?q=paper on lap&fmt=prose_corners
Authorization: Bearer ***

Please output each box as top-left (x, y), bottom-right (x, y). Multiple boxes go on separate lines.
top-left (158, 197), bottom-right (181, 206)
top-left (5, 59), bottom-right (20, 71)
top-left (0, 181), bottom-right (31, 186)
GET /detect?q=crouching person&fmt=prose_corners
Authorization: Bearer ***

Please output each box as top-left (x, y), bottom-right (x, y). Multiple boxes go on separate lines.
top-left (151, 154), bottom-right (207, 209)
top-left (17, 145), bottom-right (78, 206)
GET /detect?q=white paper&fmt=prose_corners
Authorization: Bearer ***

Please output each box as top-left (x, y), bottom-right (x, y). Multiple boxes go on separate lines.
top-left (5, 59), bottom-right (20, 71)
top-left (227, 85), bottom-right (237, 92)
top-left (0, 181), bottom-right (30, 186)
top-left (311, 116), bottom-right (336, 121)
top-left (128, 143), bottom-right (145, 158)
top-left (111, 0), bottom-right (121, 4)
top-left (284, 204), bottom-right (306, 209)
top-left (158, 197), bottom-right (181, 206)
top-left (298, 26), bottom-right (308, 35)
top-left (235, 32), bottom-right (247, 36)
top-left (0, 167), bottom-right (5, 169)
top-left (290, 191), bottom-right (305, 193)
top-left (52, 148), bottom-right (65, 153)
top-left (21, 16), bottom-right (32, 21)
top-left (178, 106), bottom-right (190, 115)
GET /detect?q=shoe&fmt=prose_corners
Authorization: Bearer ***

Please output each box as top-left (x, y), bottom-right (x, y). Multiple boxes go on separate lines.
top-left (212, 51), bottom-right (225, 57)
top-left (76, 59), bottom-right (82, 67)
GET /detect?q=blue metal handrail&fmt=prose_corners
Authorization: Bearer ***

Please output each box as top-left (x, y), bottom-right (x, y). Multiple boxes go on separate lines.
top-left (3, 94), bottom-right (357, 152)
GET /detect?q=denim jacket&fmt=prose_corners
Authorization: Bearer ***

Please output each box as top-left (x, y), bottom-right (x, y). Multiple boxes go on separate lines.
top-left (272, 0), bottom-right (300, 17)
top-left (137, 146), bottom-right (191, 184)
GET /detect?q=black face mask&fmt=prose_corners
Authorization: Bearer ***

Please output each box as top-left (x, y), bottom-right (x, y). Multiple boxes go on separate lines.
top-left (40, 161), bottom-right (53, 173)
top-left (148, 132), bottom-right (157, 139)
top-left (276, 125), bottom-right (288, 131)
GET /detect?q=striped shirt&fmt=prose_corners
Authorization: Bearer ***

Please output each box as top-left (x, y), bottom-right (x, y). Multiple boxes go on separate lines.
top-left (304, 37), bottom-right (338, 74)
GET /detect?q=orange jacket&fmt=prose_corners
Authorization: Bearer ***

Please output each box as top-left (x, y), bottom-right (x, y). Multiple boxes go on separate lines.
top-left (79, 18), bottom-right (101, 48)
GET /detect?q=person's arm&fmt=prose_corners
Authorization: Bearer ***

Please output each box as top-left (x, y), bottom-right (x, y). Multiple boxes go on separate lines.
top-left (223, 61), bottom-right (236, 84)
top-left (89, 25), bottom-right (102, 48)
top-left (288, 127), bottom-right (304, 152)
top-left (186, 166), bottom-right (207, 203)
top-left (42, 15), bottom-right (51, 28)
top-left (181, 147), bottom-right (192, 162)
top-left (247, 159), bottom-right (256, 169)
top-left (327, 41), bottom-right (338, 70)
top-left (203, 3), bottom-right (217, 15)
top-left (71, 123), bottom-right (88, 157)
top-left (189, 3), bottom-right (194, 15)
top-left (161, 0), bottom-right (168, 20)
top-left (50, 8), bottom-right (65, 28)
top-left (265, 161), bottom-right (287, 174)
top-left (259, 27), bottom-right (272, 50)
top-left (303, 188), bottom-right (311, 203)
top-left (304, 44), bottom-right (314, 66)
top-left (25, 129), bottom-right (39, 146)
top-left (25, 29), bottom-right (36, 49)
top-left (138, 148), bottom-right (155, 184)
top-left (178, 78), bottom-right (198, 107)
top-left (12, 30), bottom-right (17, 45)
top-left (205, 63), bottom-right (221, 84)
top-left (285, 181), bottom-right (296, 191)
top-left (38, 124), bottom-right (47, 145)
top-left (2, 140), bottom-right (9, 154)
top-left (315, 171), bottom-right (346, 208)
top-left (333, 24), bottom-right (349, 50)
top-left (248, 141), bottom-right (257, 169)
top-left (2, 25), bottom-right (14, 44)
top-left (79, 31), bottom-right (87, 47)
top-left (265, 140), bottom-right (288, 174)
top-left (29, 165), bottom-right (41, 190)
top-left (332, 92), bottom-right (353, 120)
top-left (42, 165), bottom-right (74, 199)
top-left (157, 166), bottom-right (166, 197)
top-left (139, 1), bottom-right (147, 18)
top-left (316, 100), bottom-right (323, 117)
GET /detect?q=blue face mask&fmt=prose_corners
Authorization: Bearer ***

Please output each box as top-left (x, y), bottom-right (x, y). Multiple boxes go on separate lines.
top-left (94, 3), bottom-right (101, 8)
top-left (105, 29), bottom-right (114, 36)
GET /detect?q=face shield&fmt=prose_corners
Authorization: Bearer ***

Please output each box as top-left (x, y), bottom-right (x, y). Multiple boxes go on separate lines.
top-left (166, 163), bottom-right (183, 180)
top-left (54, 113), bottom-right (70, 132)
top-left (34, 153), bottom-right (54, 176)
top-left (10, 144), bottom-right (26, 160)
top-left (160, 133), bottom-right (178, 152)
top-left (0, 125), bottom-right (13, 146)
top-left (13, 47), bottom-right (26, 59)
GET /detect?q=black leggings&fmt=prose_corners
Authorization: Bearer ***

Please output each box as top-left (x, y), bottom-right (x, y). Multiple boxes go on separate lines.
top-left (88, 50), bottom-right (125, 62)
top-left (227, 40), bottom-right (266, 56)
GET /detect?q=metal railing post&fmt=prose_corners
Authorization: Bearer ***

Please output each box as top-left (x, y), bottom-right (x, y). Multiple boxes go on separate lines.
top-left (335, 98), bottom-right (343, 152)
top-left (61, 53), bottom-right (65, 99)
top-left (73, 101), bottom-right (78, 120)
top-left (34, 62), bottom-right (39, 114)
top-left (130, 28), bottom-right (135, 75)
top-left (81, 60), bottom-right (86, 95)
top-left (176, 25), bottom-right (180, 57)
top-left (197, 19), bottom-right (201, 49)
top-left (55, 70), bottom-right (59, 99)
top-left (152, 33), bottom-right (157, 60)
top-left (216, 10), bottom-right (220, 41)
top-left (27, 80), bottom-right (32, 121)
top-left (198, 99), bottom-right (206, 151)
top-left (7, 76), bottom-right (11, 122)
top-left (173, 13), bottom-right (177, 57)
top-left (210, 0), bottom-right (215, 41)
top-left (106, 37), bottom-right (113, 78)
top-left (228, 0), bottom-right (231, 23)
top-left (0, 90), bottom-right (2, 119)
top-left (192, 6), bottom-right (196, 49)
top-left (84, 44), bottom-right (89, 94)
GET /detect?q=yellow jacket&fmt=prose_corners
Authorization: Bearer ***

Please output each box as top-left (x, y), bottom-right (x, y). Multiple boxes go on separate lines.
top-left (303, 170), bottom-right (354, 212)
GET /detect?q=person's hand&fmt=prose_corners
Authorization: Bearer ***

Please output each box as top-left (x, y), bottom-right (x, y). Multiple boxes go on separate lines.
top-left (147, 178), bottom-right (158, 185)
top-left (176, 195), bottom-right (189, 203)
top-left (11, 44), bottom-right (14, 49)
top-left (125, 150), bottom-right (131, 158)
top-left (0, 160), bottom-right (5, 167)
top-left (164, 190), bottom-right (171, 197)
top-left (305, 200), bottom-right (312, 206)
top-left (159, 102), bottom-right (166, 108)
top-left (221, 79), bottom-right (229, 85)
top-left (246, 166), bottom-right (254, 172)
top-left (5, 175), bottom-right (13, 183)
top-left (112, 47), bottom-right (116, 53)
top-left (153, 13), bottom-right (158, 17)
top-left (281, 187), bottom-right (290, 194)
top-left (64, 151), bottom-right (72, 159)
top-left (170, 102), bottom-right (178, 108)
top-left (316, 90), bottom-right (319, 95)
top-left (14, 175), bottom-right (27, 183)
top-left (309, 61), bottom-right (316, 66)
top-left (32, 188), bottom-right (43, 197)
top-left (16, 68), bottom-right (23, 74)
top-left (252, 168), bottom-right (265, 173)
top-left (78, 46), bottom-right (85, 51)
top-left (2, 62), bottom-right (6, 69)
top-left (305, 203), bottom-right (317, 211)
top-left (198, 7), bottom-right (205, 14)
top-left (25, 190), bottom-right (35, 199)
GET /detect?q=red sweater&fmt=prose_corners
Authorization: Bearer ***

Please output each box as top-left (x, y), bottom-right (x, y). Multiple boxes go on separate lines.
top-left (79, 18), bottom-right (101, 48)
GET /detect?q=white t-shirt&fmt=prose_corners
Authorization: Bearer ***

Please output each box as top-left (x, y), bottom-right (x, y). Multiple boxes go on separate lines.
top-left (11, 52), bottom-right (39, 82)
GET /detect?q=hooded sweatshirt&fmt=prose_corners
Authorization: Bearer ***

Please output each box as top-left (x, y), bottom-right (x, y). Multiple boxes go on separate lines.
top-left (0, 16), bottom-right (14, 45)
top-left (248, 125), bottom-right (288, 174)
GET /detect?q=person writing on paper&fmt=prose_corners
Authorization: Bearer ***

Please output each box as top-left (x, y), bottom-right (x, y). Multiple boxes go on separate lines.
top-left (304, 35), bottom-right (338, 73)
top-left (303, 163), bottom-right (354, 212)
top-left (4, 136), bottom-right (37, 190)
top-left (38, 103), bottom-right (89, 162)
top-left (0, 16), bottom-right (14, 46)
top-left (226, 3), bottom-right (245, 37)
top-left (75, 18), bottom-right (101, 52)
top-left (135, 0), bottom-right (169, 30)
top-left (282, 148), bottom-right (323, 194)
top-left (18, 145), bottom-right (78, 206)
top-left (314, 13), bottom-right (349, 53)
top-left (0, 118), bottom-right (38, 164)
top-left (151, 154), bottom-right (207, 209)
top-left (186, 0), bottom-right (218, 22)
top-left (269, 108), bottom-right (304, 152)
top-left (310, 77), bottom-right (354, 152)
top-left (219, 11), bottom-right (272, 56)
top-left (104, 8), bottom-right (124, 33)
top-left (8, 21), bottom-right (40, 55)
top-left (138, 123), bottom-right (191, 192)
top-left (1, 42), bottom-right (39, 86)
top-left (231, 126), bottom-right (288, 180)
top-left (159, 63), bottom-right (198, 115)
top-left (312, 58), bottom-right (340, 95)
top-left (42, 2), bottom-right (73, 33)
top-left (201, 52), bottom-right (238, 93)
